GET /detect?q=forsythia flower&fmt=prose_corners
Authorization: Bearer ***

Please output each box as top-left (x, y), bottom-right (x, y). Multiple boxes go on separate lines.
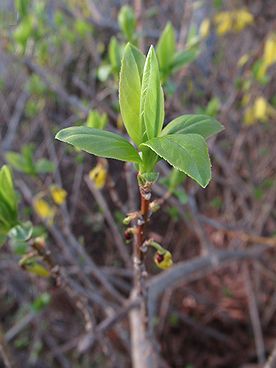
top-left (263, 33), bottom-right (276, 67)
top-left (89, 162), bottom-right (107, 189)
top-left (214, 8), bottom-right (253, 35)
top-left (154, 250), bottom-right (173, 270)
top-left (34, 198), bottom-right (55, 222)
top-left (199, 18), bottom-right (210, 38)
top-left (254, 97), bottom-right (268, 121)
top-left (257, 33), bottom-right (276, 79)
top-left (244, 96), bottom-right (276, 125)
top-left (50, 185), bottom-right (67, 205)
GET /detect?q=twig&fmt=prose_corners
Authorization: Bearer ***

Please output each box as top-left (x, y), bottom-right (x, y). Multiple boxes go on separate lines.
top-left (148, 246), bottom-right (268, 325)
top-left (129, 179), bottom-right (160, 368)
top-left (2, 91), bottom-right (29, 151)
top-left (85, 175), bottom-right (131, 267)
top-left (243, 264), bottom-right (266, 365)
top-left (264, 344), bottom-right (276, 368)
top-left (18, 178), bottom-right (125, 304)
top-left (188, 195), bottom-right (214, 255)
top-left (0, 325), bottom-right (15, 368)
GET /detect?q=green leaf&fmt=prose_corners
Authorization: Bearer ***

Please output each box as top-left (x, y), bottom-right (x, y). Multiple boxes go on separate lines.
top-left (119, 43), bottom-right (145, 145)
top-left (15, 0), bottom-right (30, 18)
top-left (161, 114), bottom-right (224, 139)
top-left (6, 152), bottom-right (31, 174)
top-left (0, 233), bottom-right (6, 248)
top-left (32, 292), bottom-right (51, 312)
top-left (118, 5), bottom-right (136, 42)
top-left (35, 159), bottom-right (55, 174)
top-left (0, 166), bottom-right (18, 233)
top-left (157, 22), bottom-right (176, 75)
top-left (86, 110), bottom-right (107, 130)
top-left (55, 127), bottom-right (141, 163)
top-left (9, 221), bottom-right (33, 242)
top-left (140, 46), bottom-right (164, 140)
top-left (97, 64), bottom-right (112, 82)
top-left (0, 166), bottom-right (17, 213)
top-left (141, 134), bottom-right (211, 188)
top-left (168, 168), bottom-right (186, 192)
top-left (172, 49), bottom-right (199, 73)
top-left (108, 37), bottom-right (123, 76)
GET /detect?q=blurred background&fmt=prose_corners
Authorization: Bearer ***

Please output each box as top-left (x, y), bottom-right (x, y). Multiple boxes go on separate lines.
top-left (0, 0), bottom-right (275, 367)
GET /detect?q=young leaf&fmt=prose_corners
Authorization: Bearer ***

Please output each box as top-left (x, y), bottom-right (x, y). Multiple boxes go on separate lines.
top-left (161, 114), bottom-right (224, 139)
top-left (55, 127), bottom-right (141, 164)
top-left (0, 166), bottom-right (18, 232)
top-left (157, 22), bottom-right (176, 75)
top-left (141, 134), bottom-right (211, 188)
top-left (119, 43), bottom-right (145, 145)
top-left (168, 168), bottom-right (186, 192)
top-left (118, 5), bottom-right (136, 42)
top-left (86, 110), bottom-right (107, 130)
top-left (0, 166), bottom-right (17, 213)
top-left (9, 221), bottom-right (33, 242)
top-left (6, 151), bottom-right (31, 174)
top-left (35, 159), bottom-right (55, 174)
top-left (108, 37), bottom-right (123, 76)
top-left (172, 49), bottom-right (199, 73)
top-left (140, 46), bottom-right (164, 140)
top-left (15, 0), bottom-right (30, 18)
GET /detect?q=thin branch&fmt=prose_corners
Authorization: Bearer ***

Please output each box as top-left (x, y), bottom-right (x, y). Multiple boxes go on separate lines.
top-left (148, 246), bottom-right (268, 323)
top-left (264, 344), bottom-right (276, 368)
top-left (243, 264), bottom-right (265, 365)
top-left (85, 176), bottom-right (132, 267)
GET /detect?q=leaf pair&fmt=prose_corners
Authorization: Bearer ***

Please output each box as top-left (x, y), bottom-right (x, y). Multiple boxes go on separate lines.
top-left (156, 22), bottom-right (199, 82)
top-left (56, 44), bottom-right (224, 188)
top-left (6, 144), bottom-right (55, 176)
top-left (119, 43), bottom-right (164, 145)
top-left (140, 115), bottom-right (223, 187)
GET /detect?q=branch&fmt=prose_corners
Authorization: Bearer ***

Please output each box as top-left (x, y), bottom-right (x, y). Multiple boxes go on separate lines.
top-left (85, 176), bottom-right (131, 267)
top-left (148, 246), bottom-right (268, 322)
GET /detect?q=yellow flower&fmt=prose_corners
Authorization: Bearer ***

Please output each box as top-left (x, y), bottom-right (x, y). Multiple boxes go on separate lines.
top-left (263, 33), bottom-right (276, 67)
top-left (154, 250), bottom-right (173, 270)
top-left (254, 97), bottom-right (268, 121)
top-left (234, 9), bottom-right (254, 32)
top-left (244, 96), bottom-right (275, 125)
top-left (50, 185), bottom-right (67, 205)
top-left (199, 18), bottom-right (210, 38)
top-left (89, 162), bottom-right (107, 189)
top-left (214, 8), bottom-right (253, 35)
top-left (215, 12), bottom-right (232, 35)
top-left (34, 198), bottom-right (55, 222)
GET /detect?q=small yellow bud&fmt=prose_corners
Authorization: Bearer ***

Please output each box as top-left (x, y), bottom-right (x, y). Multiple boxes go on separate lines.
top-left (50, 185), bottom-right (67, 205)
top-left (34, 198), bottom-right (55, 222)
top-left (25, 263), bottom-right (50, 277)
top-left (154, 250), bottom-right (173, 270)
top-left (89, 162), bottom-right (107, 189)
top-left (199, 18), bottom-right (210, 38)
top-left (214, 8), bottom-right (253, 36)
top-left (254, 97), bottom-right (268, 121)
top-left (263, 33), bottom-right (276, 67)
top-left (238, 54), bottom-right (249, 67)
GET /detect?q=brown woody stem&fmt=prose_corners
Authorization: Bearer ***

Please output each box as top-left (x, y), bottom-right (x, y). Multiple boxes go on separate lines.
top-left (129, 179), bottom-right (159, 368)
